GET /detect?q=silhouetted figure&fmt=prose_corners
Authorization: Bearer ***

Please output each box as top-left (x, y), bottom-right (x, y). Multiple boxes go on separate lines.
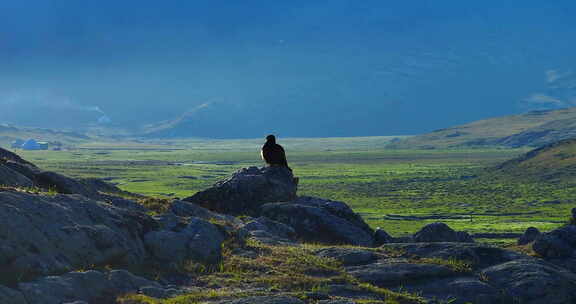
top-left (261, 135), bottom-right (292, 171)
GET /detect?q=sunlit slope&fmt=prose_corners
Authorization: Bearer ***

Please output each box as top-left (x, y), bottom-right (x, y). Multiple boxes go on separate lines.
top-left (489, 138), bottom-right (576, 182)
top-left (391, 107), bottom-right (576, 149)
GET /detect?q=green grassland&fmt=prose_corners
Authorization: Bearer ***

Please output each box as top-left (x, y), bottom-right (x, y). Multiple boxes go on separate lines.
top-left (14, 137), bottom-right (576, 239)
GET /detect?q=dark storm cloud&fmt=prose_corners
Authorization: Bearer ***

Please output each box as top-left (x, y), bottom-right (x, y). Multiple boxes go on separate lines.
top-left (1, 1), bottom-right (576, 136)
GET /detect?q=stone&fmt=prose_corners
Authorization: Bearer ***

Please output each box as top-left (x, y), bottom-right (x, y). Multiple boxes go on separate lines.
top-left (481, 259), bottom-right (576, 304)
top-left (144, 217), bottom-right (224, 265)
top-left (400, 276), bottom-right (507, 304)
top-left (346, 261), bottom-right (456, 287)
top-left (108, 269), bottom-right (161, 294)
top-left (518, 227), bottom-right (541, 245)
top-left (0, 164), bottom-right (34, 188)
top-left (169, 200), bottom-right (241, 226)
top-left (413, 222), bottom-right (474, 243)
top-left (0, 191), bottom-right (150, 279)
top-left (35, 171), bottom-right (99, 199)
top-left (378, 242), bottom-right (525, 270)
top-left (184, 166), bottom-right (297, 216)
top-left (0, 285), bottom-right (27, 304)
top-left (373, 228), bottom-right (394, 246)
top-left (533, 225), bottom-right (576, 258)
top-left (315, 247), bottom-right (378, 266)
top-left (19, 269), bottom-right (162, 304)
top-left (242, 216), bottom-right (296, 239)
top-left (19, 271), bottom-right (115, 304)
top-left (261, 197), bottom-right (374, 247)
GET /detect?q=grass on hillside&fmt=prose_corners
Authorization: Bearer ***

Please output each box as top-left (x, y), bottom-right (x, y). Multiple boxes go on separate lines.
top-left (118, 239), bottom-right (427, 304)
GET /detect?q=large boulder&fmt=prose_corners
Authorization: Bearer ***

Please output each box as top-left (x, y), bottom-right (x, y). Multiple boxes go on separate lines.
top-left (144, 217), bottom-right (224, 265)
top-left (532, 225), bottom-right (576, 258)
top-left (0, 191), bottom-right (152, 281)
top-left (261, 196), bottom-right (375, 247)
top-left (0, 285), bottom-right (27, 304)
top-left (0, 148), bottom-right (33, 165)
top-left (240, 216), bottom-right (297, 245)
top-left (35, 171), bottom-right (99, 199)
top-left (480, 259), bottom-right (576, 304)
top-left (347, 261), bottom-right (456, 287)
top-left (18, 269), bottom-right (162, 304)
top-left (518, 227), bottom-right (541, 245)
top-left (413, 222), bottom-right (474, 243)
top-left (0, 164), bottom-right (34, 188)
top-left (169, 200), bottom-right (241, 226)
top-left (183, 166), bottom-right (297, 216)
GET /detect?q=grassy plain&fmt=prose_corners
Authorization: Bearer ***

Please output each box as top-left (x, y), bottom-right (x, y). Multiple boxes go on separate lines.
top-left (15, 136), bottom-right (576, 238)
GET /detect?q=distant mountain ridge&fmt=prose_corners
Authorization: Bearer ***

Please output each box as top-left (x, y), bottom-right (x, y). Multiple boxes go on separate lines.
top-left (390, 107), bottom-right (576, 149)
top-left (0, 124), bottom-right (89, 148)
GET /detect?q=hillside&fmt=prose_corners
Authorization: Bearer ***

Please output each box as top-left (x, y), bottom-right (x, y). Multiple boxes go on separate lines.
top-left (0, 124), bottom-right (90, 148)
top-left (390, 107), bottom-right (576, 149)
top-left (489, 138), bottom-right (576, 182)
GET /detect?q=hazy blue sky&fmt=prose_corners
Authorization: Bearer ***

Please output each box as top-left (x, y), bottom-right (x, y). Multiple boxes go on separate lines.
top-left (1, 1), bottom-right (575, 137)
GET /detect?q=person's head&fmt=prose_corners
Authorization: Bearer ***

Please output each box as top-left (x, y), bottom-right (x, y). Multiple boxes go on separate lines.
top-left (266, 134), bottom-right (276, 143)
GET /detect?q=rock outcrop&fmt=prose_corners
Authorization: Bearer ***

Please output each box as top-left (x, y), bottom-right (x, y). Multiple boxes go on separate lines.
top-left (144, 217), bottom-right (224, 265)
top-left (518, 227), bottom-right (541, 245)
top-left (184, 166), bottom-right (297, 216)
top-left (412, 222), bottom-right (474, 243)
top-left (0, 191), bottom-right (152, 281)
top-left (533, 224), bottom-right (576, 258)
top-left (261, 196), bottom-right (375, 247)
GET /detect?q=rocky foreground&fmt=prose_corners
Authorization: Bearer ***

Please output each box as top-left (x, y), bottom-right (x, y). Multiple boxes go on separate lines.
top-left (1, 148), bottom-right (576, 304)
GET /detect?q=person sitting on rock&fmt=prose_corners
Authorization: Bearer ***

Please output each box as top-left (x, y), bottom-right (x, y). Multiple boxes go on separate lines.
top-left (261, 135), bottom-right (292, 172)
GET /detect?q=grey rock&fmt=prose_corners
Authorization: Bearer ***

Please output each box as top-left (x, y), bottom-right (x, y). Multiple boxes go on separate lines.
top-left (144, 217), bottom-right (224, 264)
top-left (0, 191), bottom-right (150, 280)
top-left (318, 300), bottom-right (355, 304)
top-left (169, 200), bottom-right (241, 226)
top-left (261, 197), bottom-right (374, 247)
top-left (245, 230), bottom-right (297, 246)
top-left (315, 247), bottom-right (378, 266)
top-left (218, 296), bottom-right (304, 304)
top-left (241, 216), bottom-right (297, 245)
top-left (19, 270), bottom-right (115, 304)
top-left (19, 269), bottom-right (161, 304)
top-left (0, 148), bottom-right (33, 165)
top-left (242, 217), bottom-right (296, 239)
top-left (374, 228), bottom-right (394, 246)
top-left (104, 197), bottom-right (148, 213)
top-left (518, 227), bottom-right (541, 245)
top-left (35, 171), bottom-right (99, 199)
top-left (184, 166), bottom-right (297, 216)
top-left (0, 164), bottom-right (34, 188)
top-left (401, 277), bottom-right (507, 304)
top-left (0, 285), bottom-right (27, 304)
top-left (533, 225), bottom-right (576, 258)
top-left (2, 159), bottom-right (41, 178)
top-left (347, 261), bottom-right (456, 287)
top-left (413, 222), bottom-right (474, 243)
top-left (108, 269), bottom-right (161, 294)
top-left (481, 259), bottom-right (576, 304)
top-left (379, 242), bottom-right (525, 270)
